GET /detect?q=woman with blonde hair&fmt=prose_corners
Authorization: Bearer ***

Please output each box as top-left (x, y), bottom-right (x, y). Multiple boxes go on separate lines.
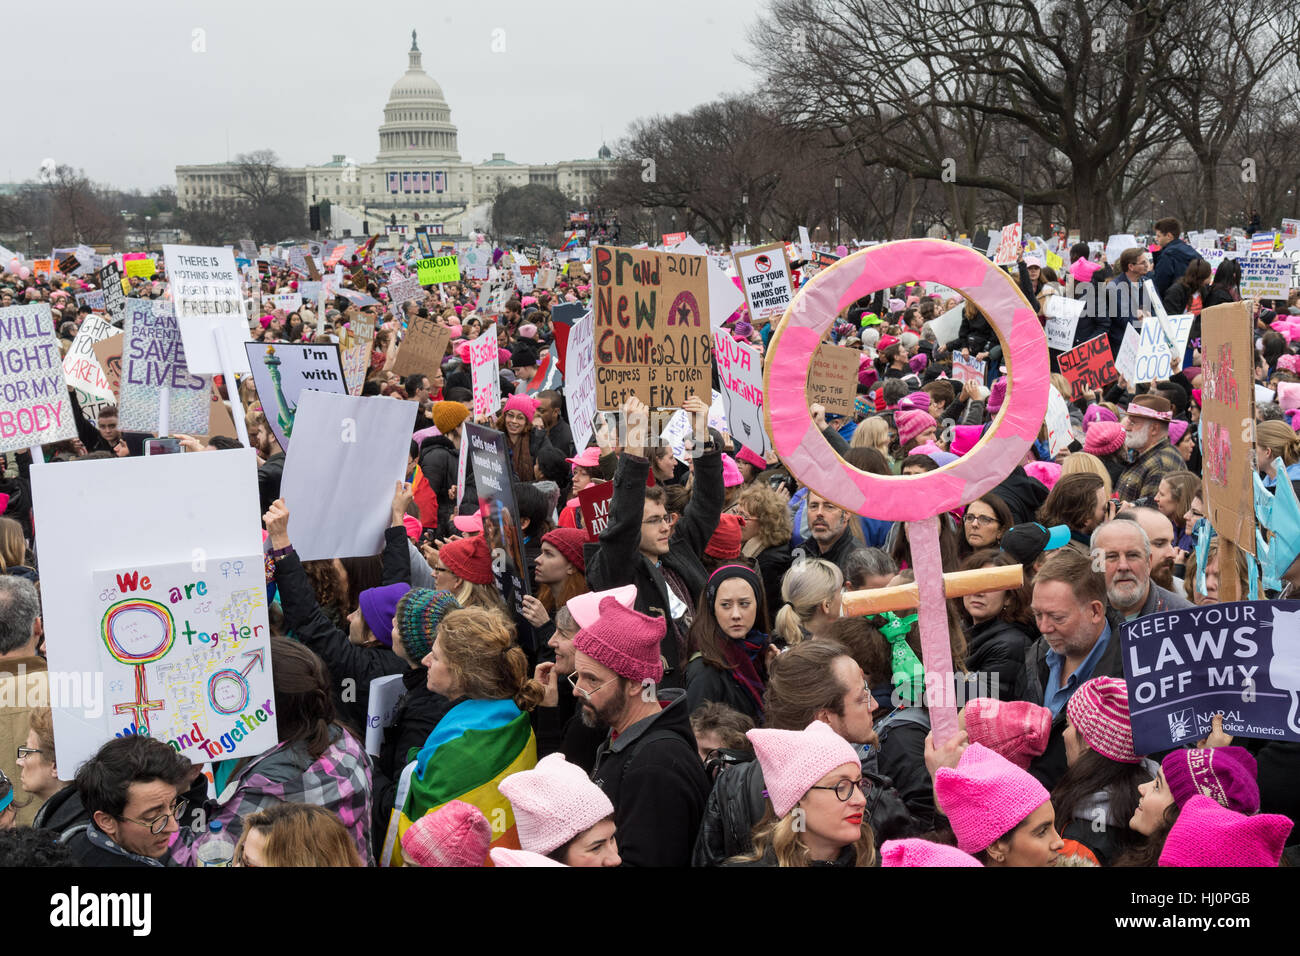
top-left (234, 802), bottom-right (364, 867)
top-left (0, 516), bottom-right (35, 582)
top-left (772, 558), bottom-right (843, 645)
top-left (1256, 419), bottom-right (1300, 492)
top-left (1059, 452), bottom-right (1113, 498)
top-left (850, 416), bottom-right (892, 456)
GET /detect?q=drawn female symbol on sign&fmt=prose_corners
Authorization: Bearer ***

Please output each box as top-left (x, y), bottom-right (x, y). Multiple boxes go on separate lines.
top-left (101, 599), bottom-right (175, 734)
top-left (763, 239), bottom-right (1049, 745)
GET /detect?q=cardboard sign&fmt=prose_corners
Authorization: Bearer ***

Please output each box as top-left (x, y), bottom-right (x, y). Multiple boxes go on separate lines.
top-left (163, 244), bottom-right (250, 376)
top-left (280, 391), bottom-right (417, 561)
top-left (1057, 334), bottom-right (1118, 400)
top-left (734, 242), bottom-right (794, 326)
top-left (951, 353), bottom-right (987, 387)
top-left (1121, 602), bottom-right (1300, 752)
top-left (0, 304), bottom-right (76, 451)
top-left (119, 300), bottom-right (211, 435)
top-left (993, 223), bottom-right (1021, 266)
top-left (591, 244), bottom-right (711, 409)
top-left (32, 259), bottom-right (54, 277)
top-left (578, 480), bottom-right (615, 542)
top-left (30, 450), bottom-right (271, 771)
top-left (97, 261), bottom-right (127, 319)
top-left (1199, 300), bottom-right (1257, 556)
top-left (93, 332), bottom-right (124, 398)
top-left (464, 423), bottom-right (533, 634)
top-left (416, 255), bottom-right (460, 285)
top-left (468, 325), bottom-right (500, 418)
top-left (713, 332), bottom-right (770, 456)
top-left (242, 342), bottom-right (347, 451)
top-left (391, 316), bottom-right (450, 380)
top-left (805, 342), bottom-right (859, 417)
top-left (340, 312), bottom-right (376, 396)
top-left (1043, 294), bottom-right (1085, 351)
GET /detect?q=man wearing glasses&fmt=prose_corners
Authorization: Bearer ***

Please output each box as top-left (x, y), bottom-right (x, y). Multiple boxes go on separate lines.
top-left (67, 736), bottom-right (198, 866)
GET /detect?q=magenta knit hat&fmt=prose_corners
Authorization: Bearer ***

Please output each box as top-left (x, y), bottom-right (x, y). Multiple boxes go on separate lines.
top-left (489, 847), bottom-right (567, 867)
top-left (746, 720), bottom-right (862, 819)
top-left (1066, 676), bottom-right (1140, 764)
top-left (439, 535), bottom-right (495, 585)
top-left (859, 364), bottom-right (879, 389)
top-left (934, 743), bottom-right (1050, 854)
top-left (401, 800), bottom-right (492, 867)
top-left (1158, 795), bottom-right (1292, 867)
top-left (1083, 420), bottom-right (1125, 456)
top-left (720, 453), bottom-right (744, 487)
top-left (735, 445), bottom-right (766, 471)
top-left (498, 753), bottom-right (614, 855)
top-left (1168, 419), bottom-right (1189, 445)
top-left (880, 838), bottom-right (983, 867)
top-left (1023, 460), bottom-right (1062, 491)
top-left (501, 393), bottom-right (538, 421)
top-left (566, 585), bottom-right (637, 631)
top-left (963, 699), bottom-right (1051, 770)
top-left (1082, 404), bottom-right (1119, 432)
top-left (572, 596), bottom-right (665, 683)
top-left (1161, 746), bottom-right (1260, 814)
top-left (497, 347), bottom-right (512, 366)
top-left (950, 424), bottom-right (983, 457)
top-left (898, 391), bottom-right (932, 412)
top-left (566, 445), bottom-right (602, 469)
top-left (987, 378), bottom-right (1008, 416)
top-left (896, 409), bottom-right (935, 446)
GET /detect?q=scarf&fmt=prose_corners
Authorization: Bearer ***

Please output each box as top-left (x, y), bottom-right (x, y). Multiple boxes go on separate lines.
top-left (871, 611), bottom-right (925, 705)
top-left (723, 629), bottom-right (770, 716)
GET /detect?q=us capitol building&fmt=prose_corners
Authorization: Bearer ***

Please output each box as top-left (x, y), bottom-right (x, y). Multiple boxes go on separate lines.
top-left (175, 31), bottom-right (614, 237)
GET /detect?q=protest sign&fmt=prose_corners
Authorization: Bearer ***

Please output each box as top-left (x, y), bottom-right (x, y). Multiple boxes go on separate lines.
top-left (207, 387), bottom-right (239, 441)
top-left (333, 287), bottom-right (381, 308)
top-left (1284, 219), bottom-right (1300, 239)
top-left (0, 304), bottom-right (75, 452)
top-left (658, 391), bottom-right (727, 462)
top-left (119, 300), bottom-right (210, 436)
top-left (280, 391), bottom-right (417, 561)
top-left (459, 246), bottom-right (492, 280)
top-left (1113, 323), bottom-right (1140, 383)
top-left (578, 480), bottom-right (615, 542)
top-left (298, 281), bottom-right (322, 304)
top-left (1121, 601), bottom-right (1300, 753)
top-left (734, 242), bottom-right (794, 326)
top-left (387, 274), bottom-right (422, 311)
top-left (1199, 300), bottom-right (1257, 560)
top-left (391, 315), bottom-right (450, 380)
top-left (93, 333), bottom-right (124, 398)
top-left (62, 314), bottom-right (117, 422)
top-left (662, 232), bottom-right (687, 247)
top-left (564, 312), bottom-right (597, 452)
top-left (97, 261), bottom-right (127, 319)
top-left (1045, 387), bottom-right (1074, 456)
top-left (1057, 334), bottom-right (1118, 400)
top-left (1239, 255), bottom-right (1291, 299)
top-left (242, 342), bottom-right (347, 451)
top-left (76, 290), bottom-right (106, 312)
top-left (805, 343), bottom-right (859, 417)
top-left (591, 245), bottom-right (711, 409)
top-left (1130, 313), bottom-right (1194, 383)
top-left (365, 674), bottom-right (407, 756)
top-left (993, 223), bottom-right (1021, 266)
top-left (713, 332), bottom-right (770, 457)
top-left (951, 353), bottom-right (986, 387)
top-left (468, 325), bottom-right (501, 418)
top-left (32, 259), bottom-right (53, 278)
top-left (798, 226), bottom-right (813, 262)
top-left (1105, 234), bottom-right (1140, 264)
top-left (123, 256), bottom-right (155, 280)
top-left (416, 254), bottom-right (460, 285)
top-left (925, 303), bottom-right (964, 347)
top-left (273, 292), bottom-right (302, 313)
top-left (163, 244), bottom-right (250, 376)
top-left (664, 235), bottom-right (744, 332)
top-left (340, 312), bottom-right (376, 396)
top-left (30, 448), bottom-right (269, 771)
top-left (1043, 294), bottom-right (1084, 351)
top-left (464, 424), bottom-right (533, 641)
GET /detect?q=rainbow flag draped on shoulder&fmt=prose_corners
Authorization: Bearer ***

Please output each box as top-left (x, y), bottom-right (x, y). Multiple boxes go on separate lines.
top-left (381, 697), bottom-right (536, 866)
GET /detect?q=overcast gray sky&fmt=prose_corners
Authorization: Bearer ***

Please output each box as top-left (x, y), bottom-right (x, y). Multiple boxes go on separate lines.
top-left (10, 0), bottom-right (762, 193)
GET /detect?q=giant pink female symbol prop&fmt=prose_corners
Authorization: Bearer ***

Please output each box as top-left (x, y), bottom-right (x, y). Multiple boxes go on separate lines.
top-left (763, 239), bottom-right (1049, 745)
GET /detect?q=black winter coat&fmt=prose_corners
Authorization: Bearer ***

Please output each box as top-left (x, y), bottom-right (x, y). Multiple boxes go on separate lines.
top-left (685, 657), bottom-right (763, 724)
top-left (961, 617), bottom-right (1036, 702)
top-left (417, 434), bottom-right (461, 537)
top-left (589, 689), bottom-right (711, 867)
top-left (876, 711), bottom-right (938, 832)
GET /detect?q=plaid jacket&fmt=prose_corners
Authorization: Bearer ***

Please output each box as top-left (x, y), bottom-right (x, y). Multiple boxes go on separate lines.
top-left (171, 724), bottom-right (374, 866)
top-left (1114, 439), bottom-right (1185, 503)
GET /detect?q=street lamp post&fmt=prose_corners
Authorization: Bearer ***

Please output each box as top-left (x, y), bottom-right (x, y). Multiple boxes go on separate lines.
top-left (144, 215), bottom-right (153, 252)
top-left (1016, 137), bottom-right (1028, 238)
top-left (742, 192), bottom-right (748, 245)
top-left (24, 231), bottom-right (32, 258)
top-left (834, 175), bottom-right (842, 245)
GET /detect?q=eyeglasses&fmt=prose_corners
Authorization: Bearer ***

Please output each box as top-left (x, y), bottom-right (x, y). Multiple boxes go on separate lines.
top-left (118, 798), bottom-right (188, 835)
top-left (567, 670), bottom-right (619, 701)
top-left (808, 778), bottom-right (869, 802)
top-left (642, 515), bottom-right (669, 527)
top-left (963, 513), bottom-right (999, 527)
top-left (16, 746), bottom-right (44, 760)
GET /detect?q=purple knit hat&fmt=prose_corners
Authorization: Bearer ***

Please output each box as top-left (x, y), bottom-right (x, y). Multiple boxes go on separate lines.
top-left (746, 720), bottom-right (863, 818)
top-left (1083, 420), bottom-right (1125, 456)
top-left (1161, 746), bottom-right (1259, 814)
top-left (1082, 404), bottom-right (1119, 432)
top-left (1158, 795), bottom-right (1292, 867)
top-left (359, 582), bottom-right (411, 646)
top-left (934, 743), bottom-right (1050, 854)
top-left (1066, 676), bottom-right (1140, 763)
top-left (401, 800), bottom-right (492, 867)
top-left (881, 838), bottom-right (983, 867)
top-left (498, 753), bottom-right (614, 854)
top-left (572, 596), bottom-right (665, 683)
top-left (987, 377), bottom-right (1008, 416)
top-left (963, 699), bottom-right (1051, 770)
top-left (896, 409), bottom-right (935, 446)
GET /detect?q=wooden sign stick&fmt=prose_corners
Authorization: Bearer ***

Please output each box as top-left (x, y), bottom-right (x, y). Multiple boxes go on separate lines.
top-left (842, 564), bottom-right (1024, 616)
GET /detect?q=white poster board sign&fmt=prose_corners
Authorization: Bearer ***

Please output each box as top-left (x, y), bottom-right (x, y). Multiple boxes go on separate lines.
top-left (163, 244), bottom-right (251, 375)
top-left (468, 325), bottom-right (501, 418)
top-left (564, 312), bottom-right (597, 452)
top-left (1043, 294), bottom-right (1085, 351)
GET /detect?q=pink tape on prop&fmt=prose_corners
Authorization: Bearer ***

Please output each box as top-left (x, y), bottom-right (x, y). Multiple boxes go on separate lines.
top-left (907, 517), bottom-right (960, 747)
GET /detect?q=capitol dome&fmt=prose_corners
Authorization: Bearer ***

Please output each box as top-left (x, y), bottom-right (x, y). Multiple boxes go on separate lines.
top-left (377, 30), bottom-right (461, 162)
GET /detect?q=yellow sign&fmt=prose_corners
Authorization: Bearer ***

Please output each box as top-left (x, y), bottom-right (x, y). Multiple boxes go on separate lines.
top-left (416, 255), bottom-right (460, 285)
top-left (124, 257), bottom-right (155, 279)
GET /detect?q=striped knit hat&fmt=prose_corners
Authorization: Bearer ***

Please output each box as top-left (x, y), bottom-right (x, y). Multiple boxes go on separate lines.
top-left (395, 589), bottom-right (461, 661)
top-left (1161, 745), bottom-right (1259, 814)
top-left (1066, 676), bottom-right (1140, 764)
top-left (572, 596), bottom-right (665, 684)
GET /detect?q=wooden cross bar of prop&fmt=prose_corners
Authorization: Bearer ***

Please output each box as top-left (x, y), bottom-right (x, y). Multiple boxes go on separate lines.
top-left (842, 564), bottom-right (1025, 616)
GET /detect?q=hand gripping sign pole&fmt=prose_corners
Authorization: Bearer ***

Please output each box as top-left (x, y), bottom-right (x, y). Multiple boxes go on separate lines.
top-left (763, 239), bottom-right (1049, 745)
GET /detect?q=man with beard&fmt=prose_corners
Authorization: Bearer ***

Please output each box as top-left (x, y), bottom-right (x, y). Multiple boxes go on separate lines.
top-left (803, 491), bottom-right (860, 573)
top-left (1091, 518), bottom-right (1191, 628)
top-left (1121, 507), bottom-right (1181, 593)
top-left (1114, 395), bottom-right (1186, 502)
top-left (571, 595), bottom-right (711, 866)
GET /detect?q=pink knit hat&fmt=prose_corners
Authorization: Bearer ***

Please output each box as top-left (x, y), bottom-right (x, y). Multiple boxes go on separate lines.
top-left (896, 409), bottom-right (935, 446)
top-left (858, 364), bottom-right (879, 390)
top-left (489, 847), bottom-right (567, 867)
top-left (566, 585), bottom-right (636, 631)
top-left (502, 393), bottom-right (538, 421)
top-left (1168, 419), bottom-right (1189, 445)
top-left (1161, 746), bottom-right (1259, 814)
top-left (1083, 420), bottom-right (1124, 456)
top-left (898, 391), bottom-right (932, 412)
top-left (963, 699), bottom-right (1051, 769)
top-left (934, 743), bottom-right (1050, 854)
top-left (987, 378), bottom-right (1008, 416)
top-left (1082, 404), bottom-right (1118, 432)
top-left (950, 425), bottom-right (983, 457)
top-left (498, 753), bottom-right (614, 854)
top-left (1158, 795), bottom-right (1292, 867)
top-left (1023, 460), bottom-right (1062, 490)
top-left (400, 800), bottom-right (492, 867)
top-left (880, 838), bottom-right (983, 867)
top-left (1066, 676), bottom-right (1140, 763)
top-left (720, 453), bottom-right (744, 487)
top-left (746, 720), bottom-right (862, 819)
top-left (572, 596), bottom-right (665, 683)
top-left (566, 445), bottom-right (602, 469)
top-left (735, 445), bottom-right (766, 471)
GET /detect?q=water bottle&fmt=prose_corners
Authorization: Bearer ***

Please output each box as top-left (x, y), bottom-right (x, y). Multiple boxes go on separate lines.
top-left (196, 820), bottom-right (235, 867)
